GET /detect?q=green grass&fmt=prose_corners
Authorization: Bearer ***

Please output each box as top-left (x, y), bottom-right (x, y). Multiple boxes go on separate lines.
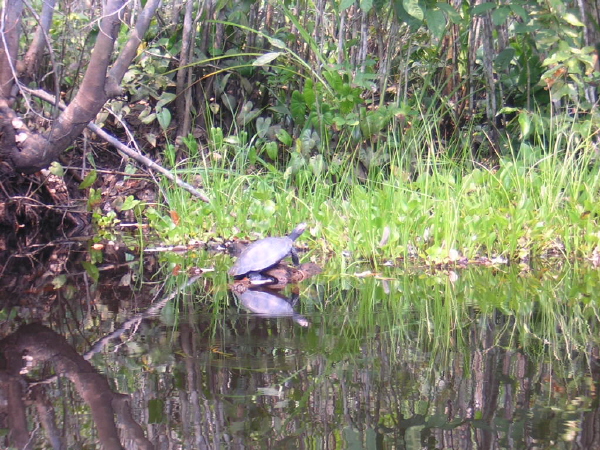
top-left (141, 105), bottom-right (600, 267)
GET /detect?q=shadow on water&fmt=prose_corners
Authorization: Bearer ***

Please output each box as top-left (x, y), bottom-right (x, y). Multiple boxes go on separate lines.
top-left (2, 253), bottom-right (600, 448)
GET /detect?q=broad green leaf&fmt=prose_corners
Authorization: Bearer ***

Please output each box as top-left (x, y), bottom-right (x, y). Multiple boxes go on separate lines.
top-left (403, 0), bottom-right (424, 20)
top-left (563, 12), bottom-right (584, 27)
top-left (265, 141), bottom-right (278, 160)
top-left (551, 82), bottom-right (577, 102)
top-left (52, 275), bottom-right (67, 289)
top-left (276, 128), bottom-right (293, 146)
top-left (426, 8), bottom-right (446, 39)
top-left (221, 93), bottom-right (236, 112)
top-left (360, 0), bottom-right (373, 13)
top-left (509, 4), bottom-right (528, 20)
top-left (310, 154), bottom-right (325, 176)
top-left (304, 83), bottom-right (316, 109)
top-left (471, 2), bottom-right (496, 15)
top-left (514, 23), bottom-right (540, 33)
top-left (495, 48), bottom-right (515, 71)
top-left (542, 51), bottom-right (570, 66)
top-left (156, 93), bottom-right (176, 110)
top-left (394, 0), bottom-right (423, 27)
top-left (340, 0), bottom-right (355, 11)
top-left (268, 37), bottom-right (287, 49)
top-left (286, 150), bottom-right (305, 174)
top-left (290, 90), bottom-right (307, 124)
top-left (518, 111), bottom-right (531, 138)
top-left (140, 112), bottom-right (156, 125)
top-left (256, 117), bottom-right (271, 138)
top-left (491, 6), bottom-right (510, 25)
top-left (436, 2), bottom-right (461, 24)
top-left (121, 196), bottom-right (141, 211)
top-left (253, 52), bottom-right (282, 66)
top-left (156, 108), bottom-right (171, 131)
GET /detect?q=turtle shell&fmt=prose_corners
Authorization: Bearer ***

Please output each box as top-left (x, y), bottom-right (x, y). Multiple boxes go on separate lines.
top-left (228, 236), bottom-right (294, 276)
top-left (228, 223), bottom-right (306, 277)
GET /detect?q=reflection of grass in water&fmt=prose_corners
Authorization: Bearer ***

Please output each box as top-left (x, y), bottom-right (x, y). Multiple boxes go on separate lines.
top-left (91, 259), bottom-right (600, 447)
top-left (278, 265), bottom-right (598, 448)
top-left (306, 265), bottom-right (600, 393)
top-left (158, 253), bottom-right (600, 380)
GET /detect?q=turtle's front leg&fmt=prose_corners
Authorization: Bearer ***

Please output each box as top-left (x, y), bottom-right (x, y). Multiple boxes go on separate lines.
top-left (290, 248), bottom-right (300, 265)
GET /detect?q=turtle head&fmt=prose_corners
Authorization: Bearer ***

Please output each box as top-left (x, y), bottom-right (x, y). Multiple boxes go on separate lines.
top-left (289, 222), bottom-right (307, 240)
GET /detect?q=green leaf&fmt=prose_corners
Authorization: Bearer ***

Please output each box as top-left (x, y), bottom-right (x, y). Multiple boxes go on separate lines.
top-left (52, 275), bottom-right (67, 289)
top-left (309, 154), bottom-right (325, 176)
top-left (436, 2), bottom-right (461, 24)
top-left (491, 6), bottom-right (510, 25)
top-left (276, 128), bottom-right (293, 146)
top-left (509, 4), bottom-right (528, 20)
top-left (140, 112), bottom-right (156, 125)
top-left (121, 195), bottom-right (141, 211)
top-left (340, 0), bottom-right (355, 11)
top-left (518, 111), bottom-right (531, 139)
top-left (268, 37), bottom-right (287, 49)
top-left (471, 2), bottom-right (496, 15)
top-left (403, 0), bottom-right (424, 20)
top-left (304, 82), bottom-right (316, 109)
top-left (79, 170), bottom-right (97, 189)
top-left (265, 141), bottom-right (278, 160)
top-left (495, 48), bottom-right (515, 71)
top-left (360, 0), bottom-right (373, 13)
top-left (81, 261), bottom-right (100, 283)
top-left (156, 93), bottom-right (176, 110)
top-left (256, 117), bottom-right (271, 138)
top-left (563, 12), bottom-right (584, 27)
top-left (394, 0), bottom-right (423, 27)
top-left (286, 151), bottom-right (305, 174)
top-left (253, 52), bottom-right (282, 66)
top-left (49, 161), bottom-right (64, 177)
top-left (156, 108), bottom-right (171, 131)
top-left (290, 90), bottom-right (307, 124)
top-left (426, 8), bottom-right (446, 39)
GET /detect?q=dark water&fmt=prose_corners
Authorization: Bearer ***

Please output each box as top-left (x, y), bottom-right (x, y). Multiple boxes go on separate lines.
top-left (2, 261), bottom-right (600, 449)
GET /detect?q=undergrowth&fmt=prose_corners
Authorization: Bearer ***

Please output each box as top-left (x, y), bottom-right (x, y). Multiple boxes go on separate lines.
top-left (146, 108), bottom-right (600, 267)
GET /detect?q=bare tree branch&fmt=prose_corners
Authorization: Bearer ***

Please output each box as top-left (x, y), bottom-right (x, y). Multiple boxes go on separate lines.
top-left (107, 0), bottom-right (162, 95)
top-left (24, 86), bottom-right (211, 202)
top-left (21, 0), bottom-right (57, 81)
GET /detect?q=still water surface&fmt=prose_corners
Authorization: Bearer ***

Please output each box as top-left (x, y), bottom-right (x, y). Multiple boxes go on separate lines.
top-left (3, 263), bottom-right (600, 449)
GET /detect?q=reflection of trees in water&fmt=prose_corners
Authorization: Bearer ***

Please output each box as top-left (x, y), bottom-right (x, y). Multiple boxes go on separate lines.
top-left (1, 285), bottom-right (600, 448)
top-left (162, 311), bottom-right (600, 448)
top-left (0, 323), bottom-right (152, 449)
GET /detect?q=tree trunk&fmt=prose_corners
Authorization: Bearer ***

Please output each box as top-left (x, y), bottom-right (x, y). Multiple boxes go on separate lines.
top-left (0, 0), bottom-right (161, 174)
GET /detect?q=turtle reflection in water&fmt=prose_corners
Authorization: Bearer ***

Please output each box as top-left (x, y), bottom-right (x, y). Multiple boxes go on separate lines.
top-left (228, 223), bottom-right (307, 285)
top-left (234, 287), bottom-right (310, 327)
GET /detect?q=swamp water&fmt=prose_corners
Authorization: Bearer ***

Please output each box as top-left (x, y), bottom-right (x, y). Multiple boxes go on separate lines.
top-left (3, 261), bottom-right (600, 449)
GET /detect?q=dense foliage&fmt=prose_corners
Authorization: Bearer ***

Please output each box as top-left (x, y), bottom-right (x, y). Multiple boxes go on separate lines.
top-left (4, 0), bottom-right (600, 263)
top-left (102, 0), bottom-right (600, 173)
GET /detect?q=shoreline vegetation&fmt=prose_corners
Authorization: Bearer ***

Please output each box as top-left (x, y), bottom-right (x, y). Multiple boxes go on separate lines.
top-left (141, 110), bottom-right (600, 270)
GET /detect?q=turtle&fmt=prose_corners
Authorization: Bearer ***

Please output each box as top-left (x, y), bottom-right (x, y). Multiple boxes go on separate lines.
top-left (234, 287), bottom-right (310, 327)
top-left (228, 223), bottom-right (307, 285)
